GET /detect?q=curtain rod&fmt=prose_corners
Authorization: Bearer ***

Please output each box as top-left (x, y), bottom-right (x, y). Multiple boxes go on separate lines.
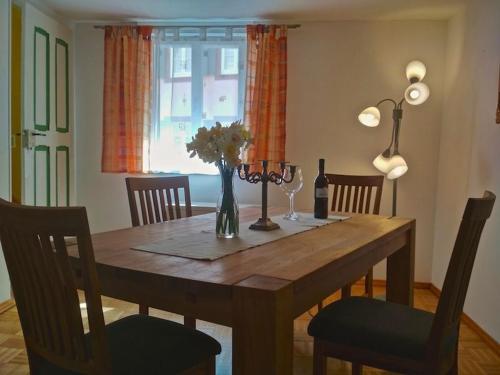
top-left (93, 24), bottom-right (301, 30)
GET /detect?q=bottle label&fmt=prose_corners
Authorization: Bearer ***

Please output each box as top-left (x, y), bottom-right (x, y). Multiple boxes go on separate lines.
top-left (315, 187), bottom-right (329, 199)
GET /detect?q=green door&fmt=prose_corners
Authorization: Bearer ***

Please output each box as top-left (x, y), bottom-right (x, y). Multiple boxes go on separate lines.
top-left (23, 3), bottom-right (72, 207)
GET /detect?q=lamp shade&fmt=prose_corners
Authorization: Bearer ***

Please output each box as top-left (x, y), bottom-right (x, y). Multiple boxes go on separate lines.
top-left (373, 152), bottom-right (391, 173)
top-left (358, 106), bottom-right (381, 127)
top-left (406, 60), bottom-right (426, 81)
top-left (404, 82), bottom-right (430, 105)
top-left (386, 154), bottom-right (408, 180)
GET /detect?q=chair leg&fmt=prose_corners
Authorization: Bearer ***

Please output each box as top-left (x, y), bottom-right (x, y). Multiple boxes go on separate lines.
top-left (180, 356), bottom-right (215, 374)
top-left (207, 355), bottom-right (216, 375)
top-left (184, 315), bottom-right (196, 328)
top-left (313, 338), bottom-right (327, 375)
top-left (447, 360), bottom-right (458, 375)
top-left (26, 349), bottom-right (43, 374)
top-left (139, 304), bottom-right (149, 315)
top-left (447, 340), bottom-right (459, 375)
top-left (341, 284), bottom-right (352, 299)
top-left (352, 362), bottom-right (362, 375)
top-left (317, 300), bottom-right (324, 311)
top-left (364, 269), bottom-right (374, 298)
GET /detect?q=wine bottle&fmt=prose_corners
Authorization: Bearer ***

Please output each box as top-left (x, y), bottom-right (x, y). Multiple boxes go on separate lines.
top-left (314, 159), bottom-right (329, 219)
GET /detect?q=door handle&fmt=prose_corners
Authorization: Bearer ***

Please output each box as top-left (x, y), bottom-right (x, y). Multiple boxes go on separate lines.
top-left (23, 129), bottom-right (47, 149)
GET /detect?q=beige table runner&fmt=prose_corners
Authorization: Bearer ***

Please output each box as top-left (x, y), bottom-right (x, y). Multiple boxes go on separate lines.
top-left (131, 213), bottom-right (349, 261)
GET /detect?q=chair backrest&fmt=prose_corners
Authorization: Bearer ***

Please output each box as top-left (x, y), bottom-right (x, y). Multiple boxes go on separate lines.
top-left (125, 176), bottom-right (192, 227)
top-left (0, 199), bottom-right (110, 374)
top-left (326, 174), bottom-right (384, 214)
top-left (427, 191), bottom-right (495, 365)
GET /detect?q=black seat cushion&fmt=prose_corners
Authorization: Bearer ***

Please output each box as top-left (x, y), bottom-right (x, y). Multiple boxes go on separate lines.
top-left (39, 314), bottom-right (221, 374)
top-left (308, 297), bottom-right (457, 361)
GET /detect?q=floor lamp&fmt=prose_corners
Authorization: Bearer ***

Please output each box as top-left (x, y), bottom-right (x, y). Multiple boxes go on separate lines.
top-left (358, 60), bottom-right (430, 216)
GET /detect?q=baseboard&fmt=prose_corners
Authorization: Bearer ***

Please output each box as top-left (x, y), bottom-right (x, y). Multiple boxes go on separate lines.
top-left (429, 283), bottom-right (441, 297)
top-left (429, 284), bottom-right (500, 357)
top-left (0, 299), bottom-right (15, 314)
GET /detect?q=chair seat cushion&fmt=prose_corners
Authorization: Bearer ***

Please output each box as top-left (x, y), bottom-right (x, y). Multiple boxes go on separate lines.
top-left (39, 314), bottom-right (221, 374)
top-left (308, 297), bottom-right (456, 361)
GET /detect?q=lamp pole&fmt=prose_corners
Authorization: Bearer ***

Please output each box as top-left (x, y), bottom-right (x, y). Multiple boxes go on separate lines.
top-left (391, 104), bottom-right (403, 217)
top-left (376, 99), bottom-right (404, 217)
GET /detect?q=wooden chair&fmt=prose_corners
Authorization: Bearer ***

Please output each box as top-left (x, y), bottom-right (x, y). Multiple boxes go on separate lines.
top-left (0, 198), bottom-right (220, 375)
top-left (308, 191), bottom-right (496, 375)
top-left (125, 176), bottom-right (196, 325)
top-left (125, 176), bottom-right (192, 227)
top-left (327, 174), bottom-right (384, 299)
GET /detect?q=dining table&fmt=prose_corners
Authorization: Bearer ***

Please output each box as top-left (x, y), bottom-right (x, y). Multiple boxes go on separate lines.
top-left (69, 206), bottom-right (415, 375)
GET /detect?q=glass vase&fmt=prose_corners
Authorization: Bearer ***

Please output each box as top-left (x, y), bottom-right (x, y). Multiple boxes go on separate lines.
top-left (216, 165), bottom-right (239, 238)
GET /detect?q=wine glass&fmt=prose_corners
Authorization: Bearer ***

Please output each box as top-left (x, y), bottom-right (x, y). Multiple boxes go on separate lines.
top-left (280, 166), bottom-right (304, 220)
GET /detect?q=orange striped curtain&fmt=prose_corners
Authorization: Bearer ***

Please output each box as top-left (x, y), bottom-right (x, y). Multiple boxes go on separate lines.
top-left (244, 25), bottom-right (287, 167)
top-left (101, 26), bottom-right (152, 173)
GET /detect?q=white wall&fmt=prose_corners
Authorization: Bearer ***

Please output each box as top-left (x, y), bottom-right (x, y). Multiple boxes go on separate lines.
top-left (74, 21), bottom-right (447, 283)
top-left (432, 0), bottom-right (500, 342)
top-left (0, 0), bottom-right (12, 301)
top-left (287, 21), bottom-right (446, 282)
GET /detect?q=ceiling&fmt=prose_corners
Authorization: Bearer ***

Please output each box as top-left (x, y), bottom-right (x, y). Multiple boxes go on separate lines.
top-left (37, 0), bottom-right (464, 23)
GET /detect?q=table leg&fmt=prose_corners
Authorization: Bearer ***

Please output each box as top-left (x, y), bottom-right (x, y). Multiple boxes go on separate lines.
top-left (184, 316), bottom-right (196, 328)
top-left (232, 275), bottom-right (294, 375)
top-left (139, 304), bottom-right (149, 315)
top-left (341, 284), bottom-right (352, 299)
top-left (386, 221), bottom-right (415, 307)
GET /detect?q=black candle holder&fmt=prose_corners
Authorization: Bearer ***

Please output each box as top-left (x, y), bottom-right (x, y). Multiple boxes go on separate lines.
top-left (237, 160), bottom-right (296, 231)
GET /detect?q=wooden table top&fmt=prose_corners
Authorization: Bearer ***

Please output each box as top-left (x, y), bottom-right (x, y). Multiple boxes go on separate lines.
top-left (71, 207), bottom-right (414, 287)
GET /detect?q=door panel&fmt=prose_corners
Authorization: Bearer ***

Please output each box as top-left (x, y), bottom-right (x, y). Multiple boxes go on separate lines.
top-left (34, 27), bottom-right (49, 131)
top-left (56, 145), bottom-right (69, 206)
top-left (23, 3), bottom-right (73, 207)
top-left (55, 39), bottom-right (69, 133)
top-left (34, 145), bottom-right (50, 206)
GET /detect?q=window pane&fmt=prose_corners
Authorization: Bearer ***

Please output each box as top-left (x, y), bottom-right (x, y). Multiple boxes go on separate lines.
top-left (221, 48), bottom-right (238, 75)
top-left (202, 46), bottom-right (240, 129)
top-left (172, 47), bottom-right (191, 78)
top-left (151, 46), bottom-right (197, 174)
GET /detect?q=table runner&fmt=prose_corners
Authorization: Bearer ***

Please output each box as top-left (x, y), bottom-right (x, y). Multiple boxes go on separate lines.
top-left (131, 213), bottom-right (349, 261)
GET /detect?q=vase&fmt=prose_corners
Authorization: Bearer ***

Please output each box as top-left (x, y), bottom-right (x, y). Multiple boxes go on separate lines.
top-left (216, 165), bottom-right (239, 238)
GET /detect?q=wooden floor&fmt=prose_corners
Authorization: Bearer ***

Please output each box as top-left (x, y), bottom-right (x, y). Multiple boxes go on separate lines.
top-left (0, 285), bottom-right (499, 374)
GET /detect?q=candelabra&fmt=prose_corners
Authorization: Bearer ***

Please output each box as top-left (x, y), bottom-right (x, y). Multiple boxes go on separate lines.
top-left (237, 160), bottom-right (296, 231)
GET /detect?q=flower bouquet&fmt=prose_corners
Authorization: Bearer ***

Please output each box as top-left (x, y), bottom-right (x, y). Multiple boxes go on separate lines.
top-left (186, 121), bottom-right (252, 238)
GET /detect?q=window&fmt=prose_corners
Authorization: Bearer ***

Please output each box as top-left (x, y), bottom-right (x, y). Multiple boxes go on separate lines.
top-left (148, 28), bottom-right (246, 174)
top-left (220, 48), bottom-right (239, 75)
top-left (172, 47), bottom-right (191, 78)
